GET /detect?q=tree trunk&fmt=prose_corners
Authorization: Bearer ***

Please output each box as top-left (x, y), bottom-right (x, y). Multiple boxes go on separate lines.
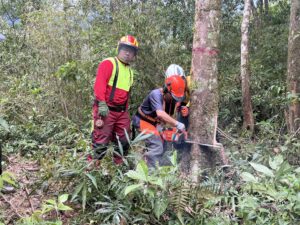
top-left (241, 0), bottom-right (254, 132)
top-left (63, 0), bottom-right (71, 61)
top-left (264, 0), bottom-right (268, 15)
top-left (259, 0), bottom-right (263, 15)
top-left (188, 0), bottom-right (221, 182)
top-left (286, 0), bottom-right (300, 135)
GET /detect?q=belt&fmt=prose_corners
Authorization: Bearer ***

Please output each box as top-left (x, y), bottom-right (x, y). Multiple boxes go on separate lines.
top-left (137, 107), bottom-right (159, 126)
top-left (108, 105), bottom-right (126, 112)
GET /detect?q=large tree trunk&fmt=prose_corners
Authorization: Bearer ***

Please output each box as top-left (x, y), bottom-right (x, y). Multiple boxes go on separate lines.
top-left (188, 0), bottom-right (221, 182)
top-left (286, 0), bottom-right (300, 134)
top-left (241, 0), bottom-right (254, 132)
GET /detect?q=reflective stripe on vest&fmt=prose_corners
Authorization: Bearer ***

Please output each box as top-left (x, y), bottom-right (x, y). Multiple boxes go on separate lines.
top-left (106, 57), bottom-right (133, 92)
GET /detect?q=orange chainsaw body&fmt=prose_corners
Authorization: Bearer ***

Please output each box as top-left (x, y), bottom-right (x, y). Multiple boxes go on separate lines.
top-left (161, 127), bottom-right (187, 143)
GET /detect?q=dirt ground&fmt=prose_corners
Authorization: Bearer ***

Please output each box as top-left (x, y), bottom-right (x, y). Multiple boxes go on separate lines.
top-left (1, 154), bottom-right (88, 225)
top-left (1, 154), bottom-right (43, 224)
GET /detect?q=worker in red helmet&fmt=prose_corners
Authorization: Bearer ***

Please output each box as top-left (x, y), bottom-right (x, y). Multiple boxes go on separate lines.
top-left (132, 75), bottom-right (186, 168)
top-left (92, 35), bottom-right (139, 164)
top-left (165, 64), bottom-right (191, 129)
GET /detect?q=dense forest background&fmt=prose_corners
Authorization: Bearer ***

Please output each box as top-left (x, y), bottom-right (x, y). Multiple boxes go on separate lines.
top-left (0, 0), bottom-right (299, 224)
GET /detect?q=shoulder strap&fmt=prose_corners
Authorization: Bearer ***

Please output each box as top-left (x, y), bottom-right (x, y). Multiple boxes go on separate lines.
top-left (109, 57), bottom-right (119, 102)
top-left (128, 68), bottom-right (133, 92)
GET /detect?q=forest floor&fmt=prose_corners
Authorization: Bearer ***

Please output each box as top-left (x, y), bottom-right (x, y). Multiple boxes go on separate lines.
top-left (0, 155), bottom-right (79, 224)
top-left (1, 155), bottom-right (41, 224)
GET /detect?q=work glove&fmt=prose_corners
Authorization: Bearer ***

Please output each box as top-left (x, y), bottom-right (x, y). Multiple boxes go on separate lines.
top-left (181, 106), bottom-right (189, 117)
top-left (98, 101), bottom-right (109, 117)
top-left (175, 121), bottom-right (185, 132)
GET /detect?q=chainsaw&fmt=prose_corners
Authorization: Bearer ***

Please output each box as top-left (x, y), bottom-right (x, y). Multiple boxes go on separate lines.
top-left (160, 127), bottom-right (222, 149)
top-left (161, 127), bottom-right (186, 143)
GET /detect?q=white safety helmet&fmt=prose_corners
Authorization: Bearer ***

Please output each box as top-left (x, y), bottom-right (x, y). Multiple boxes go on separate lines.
top-left (165, 64), bottom-right (185, 78)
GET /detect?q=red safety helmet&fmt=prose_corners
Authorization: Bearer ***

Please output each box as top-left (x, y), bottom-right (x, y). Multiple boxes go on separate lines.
top-left (118, 35), bottom-right (139, 51)
top-left (164, 75), bottom-right (185, 102)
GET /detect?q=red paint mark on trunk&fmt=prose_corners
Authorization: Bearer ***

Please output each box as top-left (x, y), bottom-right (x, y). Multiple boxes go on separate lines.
top-left (193, 47), bottom-right (219, 56)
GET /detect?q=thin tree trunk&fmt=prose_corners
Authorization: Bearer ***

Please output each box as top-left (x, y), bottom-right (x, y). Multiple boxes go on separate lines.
top-left (241, 0), bottom-right (254, 132)
top-left (286, 0), bottom-right (300, 134)
top-left (264, 0), bottom-right (268, 15)
top-left (251, 0), bottom-right (260, 29)
top-left (259, 0), bottom-right (263, 15)
top-left (63, 0), bottom-right (71, 61)
top-left (188, 0), bottom-right (221, 182)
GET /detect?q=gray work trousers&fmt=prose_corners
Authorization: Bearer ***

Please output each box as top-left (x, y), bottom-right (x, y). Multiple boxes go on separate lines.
top-left (144, 134), bottom-right (164, 168)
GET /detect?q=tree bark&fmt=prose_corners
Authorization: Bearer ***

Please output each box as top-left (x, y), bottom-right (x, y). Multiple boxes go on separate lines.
top-left (188, 0), bottom-right (221, 182)
top-left (287, 0), bottom-right (300, 134)
top-left (241, 0), bottom-right (254, 132)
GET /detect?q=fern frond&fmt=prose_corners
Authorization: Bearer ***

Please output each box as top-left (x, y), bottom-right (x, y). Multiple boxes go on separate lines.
top-left (170, 182), bottom-right (191, 213)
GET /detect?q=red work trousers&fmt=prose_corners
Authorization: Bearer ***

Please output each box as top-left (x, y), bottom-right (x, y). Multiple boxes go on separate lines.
top-left (92, 107), bottom-right (130, 160)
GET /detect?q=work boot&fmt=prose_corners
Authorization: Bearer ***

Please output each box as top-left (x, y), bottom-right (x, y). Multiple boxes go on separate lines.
top-left (93, 143), bottom-right (108, 160)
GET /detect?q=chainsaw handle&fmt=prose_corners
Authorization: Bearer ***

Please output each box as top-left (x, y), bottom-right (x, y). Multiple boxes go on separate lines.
top-left (175, 129), bottom-right (188, 138)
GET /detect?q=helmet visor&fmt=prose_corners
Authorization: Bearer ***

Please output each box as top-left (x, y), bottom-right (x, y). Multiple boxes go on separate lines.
top-left (171, 93), bottom-right (185, 102)
top-left (118, 43), bottom-right (138, 55)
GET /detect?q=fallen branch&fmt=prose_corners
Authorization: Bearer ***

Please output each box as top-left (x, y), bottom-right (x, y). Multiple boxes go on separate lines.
top-left (217, 127), bottom-right (235, 142)
top-left (23, 186), bottom-right (35, 213)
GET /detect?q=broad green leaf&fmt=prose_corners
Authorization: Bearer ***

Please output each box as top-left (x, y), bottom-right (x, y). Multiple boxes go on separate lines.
top-left (295, 167), bottom-right (300, 174)
top-left (86, 173), bottom-right (98, 189)
top-left (71, 182), bottom-right (84, 201)
top-left (131, 132), bottom-right (153, 144)
top-left (125, 171), bottom-right (147, 182)
top-left (0, 170), bottom-right (14, 188)
top-left (241, 172), bottom-right (258, 183)
top-left (82, 184), bottom-right (87, 211)
top-left (145, 189), bottom-right (155, 198)
top-left (136, 160), bottom-right (148, 178)
top-left (58, 194), bottom-right (68, 203)
top-left (269, 155), bottom-right (283, 171)
top-left (57, 203), bottom-right (73, 211)
top-left (126, 161), bottom-right (149, 182)
top-left (250, 162), bottom-right (274, 177)
top-left (0, 117), bottom-right (9, 132)
top-left (123, 128), bottom-right (131, 145)
top-left (45, 199), bottom-right (56, 205)
top-left (124, 184), bottom-right (143, 196)
top-left (170, 151), bottom-right (177, 166)
top-left (113, 213), bottom-right (120, 225)
top-left (149, 177), bottom-right (164, 188)
top-left (154, 197), bottom-right (168, 219)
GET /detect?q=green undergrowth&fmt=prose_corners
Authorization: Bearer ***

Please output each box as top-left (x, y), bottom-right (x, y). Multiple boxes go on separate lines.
top-left (1, 117), bottom-right (299, 224)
